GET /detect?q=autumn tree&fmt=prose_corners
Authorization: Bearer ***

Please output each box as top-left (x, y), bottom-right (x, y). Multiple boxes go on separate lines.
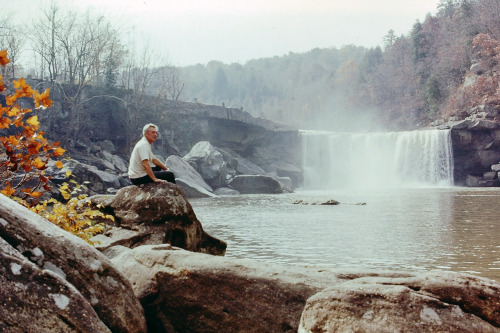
top-left (0, 50), bottom-right (62, 204)
top-left (0, 50), bottom-right (108, 243)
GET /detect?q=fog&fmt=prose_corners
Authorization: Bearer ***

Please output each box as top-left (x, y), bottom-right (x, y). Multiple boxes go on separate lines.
top-left (9, 0), bottom-right (439, 67)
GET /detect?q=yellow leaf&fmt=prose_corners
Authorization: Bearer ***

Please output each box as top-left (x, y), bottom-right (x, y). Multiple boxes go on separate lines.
top-left (7, 107), bottom-right (20, 117)
top-left (55, 160), bottom-right (64, 168)
top-left (65, 170), bottom-right (72, 178)
top-left (26, 115), bottom-right (39, 128)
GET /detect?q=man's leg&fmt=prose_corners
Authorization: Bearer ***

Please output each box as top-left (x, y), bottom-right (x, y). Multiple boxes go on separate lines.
top-left (130, 175), bottom-right (154, 185)
top-left (152, 166), bottom-right (176, 184)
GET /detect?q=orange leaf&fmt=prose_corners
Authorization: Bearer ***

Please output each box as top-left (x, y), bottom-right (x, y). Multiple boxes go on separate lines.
top-left (22, 163), bottom-right (33, 172)
top-left (52, 147), bottom-right (66, 157)
top-left (55, 160), bottom-right (64, 168)
top-left (12, 116), bottom-right (23, 127)
top-left (5, 95), bottom-right (16, 106)
top-left (1, 183), bottom-right (15, 196)
top-left (0, 117), bottom-right (11, 129)
top-left (34, 89), bottom-right (53, 108)
top-left (13, 78), bottom-right (34, 98)
top-left (28, 141), bottom-right (42, 155)
top-left (0, 50), bottom-right (9, 66)
top-left (33, 157), bottom-right (46, 170)
top-left (30, 191), bottom-right (43, 199)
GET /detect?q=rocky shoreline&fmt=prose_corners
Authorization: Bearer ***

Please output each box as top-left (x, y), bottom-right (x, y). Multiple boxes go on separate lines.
top-left (1, 183), bottom-right (500, 332)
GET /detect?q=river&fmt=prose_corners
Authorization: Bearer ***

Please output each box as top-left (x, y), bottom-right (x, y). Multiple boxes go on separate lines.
top-left (191, 129), bottom-right (500, 282)
top-left (191, 187), bottom-right (499, 282)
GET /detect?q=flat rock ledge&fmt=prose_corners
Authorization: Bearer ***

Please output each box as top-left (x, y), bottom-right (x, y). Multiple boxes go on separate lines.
top-left (106, 244), bottom-right (500, 333)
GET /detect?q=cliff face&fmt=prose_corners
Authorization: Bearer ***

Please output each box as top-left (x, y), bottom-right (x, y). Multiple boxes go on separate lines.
top-left (449, 120), bottom-right (500, 186)
top-left (39, 96), bottom-right (302, 177)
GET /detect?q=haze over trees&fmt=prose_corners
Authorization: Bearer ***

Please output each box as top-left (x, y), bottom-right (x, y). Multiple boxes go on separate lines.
top-left (182, 0), bottom-right (500, 130)
top-left (2, 0), bottom-right (500, 133)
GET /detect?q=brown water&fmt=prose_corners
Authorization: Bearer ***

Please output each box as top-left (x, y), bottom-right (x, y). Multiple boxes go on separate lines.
top-left (190, 187), bottom-right (500, 282)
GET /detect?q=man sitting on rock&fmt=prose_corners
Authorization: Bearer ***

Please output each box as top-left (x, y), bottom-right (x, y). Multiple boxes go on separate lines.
top-left (128, 123), bottom-right (176, 185)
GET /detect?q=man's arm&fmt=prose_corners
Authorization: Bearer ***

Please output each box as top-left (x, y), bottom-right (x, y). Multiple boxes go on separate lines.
top-left (141, 159), bottom-right (166, 182)
top-left (152, 157), bottom-right (168, 170)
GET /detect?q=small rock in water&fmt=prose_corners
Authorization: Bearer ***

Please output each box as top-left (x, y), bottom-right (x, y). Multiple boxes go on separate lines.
top-left (320, 200), bottom-right (340, 205)
top-left (292, 199), bottom-right (341, 205)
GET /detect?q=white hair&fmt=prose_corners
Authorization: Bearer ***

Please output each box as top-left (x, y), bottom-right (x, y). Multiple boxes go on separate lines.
top-left (142, 123), bottom-right (158, 135)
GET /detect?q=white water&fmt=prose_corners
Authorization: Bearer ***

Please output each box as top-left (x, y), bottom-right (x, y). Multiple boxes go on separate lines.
top-left (300, 129), bottom-right (454, 189)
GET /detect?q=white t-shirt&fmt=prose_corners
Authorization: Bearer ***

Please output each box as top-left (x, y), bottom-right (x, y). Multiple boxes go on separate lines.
top-left (128, 137), bottom-right (155, 179)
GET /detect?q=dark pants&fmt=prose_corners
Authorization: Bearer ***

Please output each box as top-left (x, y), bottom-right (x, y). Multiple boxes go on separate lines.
top-left (130, 166), bottom-right (176, 185)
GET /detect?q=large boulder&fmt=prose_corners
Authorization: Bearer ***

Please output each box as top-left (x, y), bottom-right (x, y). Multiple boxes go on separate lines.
top-left (183, 141), bottom-right (227, 188)
top-left (165, 154), bottom-right (215, 198)
top-left (96, 150), bottom-right (129, 173)
top-left (235, 154), bottom-right (266, 175)
top-left (0, 194), bottom-right (147, 332)
top-left (105, 244), bottom-right (337, 333)
top-left (228, 175), bottom-right (283, 194)
top-left (275, 162), bottom-right (304, 188)
top-left (299, 271), bottom-right (500, 332)
top-left (90, 182), bottom-right (226, 255)
top-left (1, 237), bottom-right (111, 332)
top-left (106, 244), bottom-right (500, 333)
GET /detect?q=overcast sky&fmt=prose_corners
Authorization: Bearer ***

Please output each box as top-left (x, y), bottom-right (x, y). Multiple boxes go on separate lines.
top-left (7, 0), bottom-right (440, 67)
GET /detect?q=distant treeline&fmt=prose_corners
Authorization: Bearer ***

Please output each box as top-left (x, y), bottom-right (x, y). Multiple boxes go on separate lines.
top-left (180, 0), bottom-right (500, 131)
top-left (3, 1), bottom-right (500, 132)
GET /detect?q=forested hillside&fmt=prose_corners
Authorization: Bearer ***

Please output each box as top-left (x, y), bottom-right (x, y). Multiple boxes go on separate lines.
top-left (3, 0), bottom-right (500, 133)
top-left (180, 0), bottom-right (500, 131)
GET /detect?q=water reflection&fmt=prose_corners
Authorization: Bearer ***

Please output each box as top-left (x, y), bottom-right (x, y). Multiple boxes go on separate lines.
top-left (446, 190), bottom-right (500, 281)
top-left (191, 188), bottom-right (500, 282)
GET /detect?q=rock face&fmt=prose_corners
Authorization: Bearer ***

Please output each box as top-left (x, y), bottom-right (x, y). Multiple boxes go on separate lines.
top-left (1, 237), bottom-right (112, 333)
top-left (228, 175), bottom-right (283, 194)
top-left (450, 118), bottom-right (500, 186)
top-left (299, 271), bottom-right (500, 333)
top-left (107, 244), bottom-right (500, 333)
top-left (90, 182), bottom-right (226, 255)
top-left (0, 194), bottom-right (147, 332)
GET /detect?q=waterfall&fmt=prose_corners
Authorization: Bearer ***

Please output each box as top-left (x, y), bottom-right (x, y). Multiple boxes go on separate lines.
top-left (300, 129), bottom-right (454, 189)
